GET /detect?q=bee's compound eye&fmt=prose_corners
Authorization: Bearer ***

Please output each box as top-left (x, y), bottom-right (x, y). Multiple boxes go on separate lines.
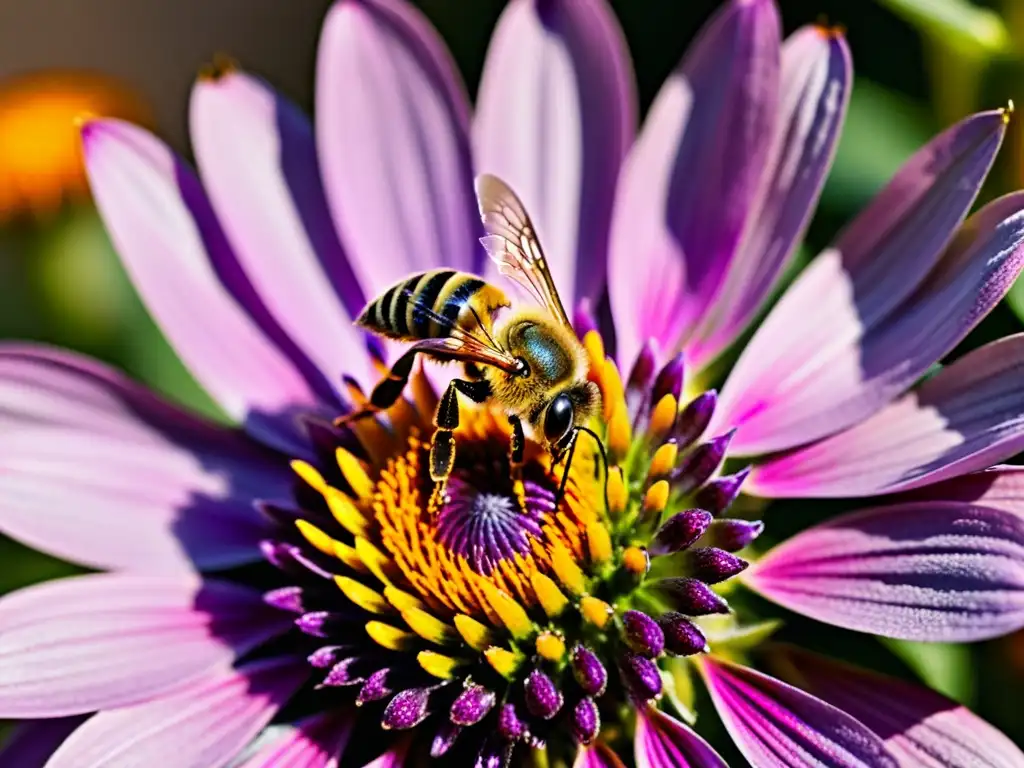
top-left (544, 393), bottom-right (574, 445)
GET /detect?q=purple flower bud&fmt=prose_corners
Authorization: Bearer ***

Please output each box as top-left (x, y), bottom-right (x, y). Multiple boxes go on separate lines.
top-left (357, 667), bottom-right (392, 704)
top-left (652, 353), bottom-right (685, 405)
top-left (323, 657), bottom-right (365, 687)
top-left (498, 703), bottom-right (527, 742)
top-left (450, 684), bottom-right (497, 726)
top-left (382, 687), bottom-right (433, 730)
top-left (295, 611), bottom-right (330, 638)
top-left (672, 390), bottom-right (717, 449)
top-left (658, 612), bottom-right (708, 656)
top-left (626, 341), bottom-right (659, 418)
top-left (307, 645), bottom-right (344, 669)
top-left (261, 540), bottom-right (334, 579)
top-left (524, 669), bottom-right (563, 720)
top-left (571, 645), bottom-right (608, 697)
top-left (263, 585), bottom-right (304, 613)
top-left (694, 466), bottom-right (750, 515)
top-left (650, 509), bottom-right (713, 556)
top-left (619, 652), bottom-right (662, 702)
top-left (571, 697), bottom-right (601, 745)
top-left (654, 577), bottom-right (730, 615)
top-left (622, 610), bottom-right (665, 657)
top-left (686, 547), bottom-right (748, 583)
top-left (706, 516), bottom-right (764, 551)
top-left (672, 428), bottom-right (735, 495)
top-left (431, 722), bottom-right (462, 757)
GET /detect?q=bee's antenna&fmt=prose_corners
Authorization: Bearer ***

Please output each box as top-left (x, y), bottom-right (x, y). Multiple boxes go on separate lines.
top-left (555, 425), bottom-right (610, 515)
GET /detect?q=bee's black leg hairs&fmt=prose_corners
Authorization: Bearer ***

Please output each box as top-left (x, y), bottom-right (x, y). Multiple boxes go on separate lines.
top-left (508, 414), bottom-right (526, 508)
top-left (429, 378), bottom-right (491, 507)
top-left (334, 348), bottom-right (421, 426)
top-left (555, 430), bottom-right (580, 510)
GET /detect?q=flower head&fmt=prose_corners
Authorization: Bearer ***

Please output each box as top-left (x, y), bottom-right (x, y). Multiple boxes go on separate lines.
top-left (3, 0), bottom-right (1024, 766)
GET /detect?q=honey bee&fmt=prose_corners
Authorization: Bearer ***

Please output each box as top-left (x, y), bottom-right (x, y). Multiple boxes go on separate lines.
top-left (338, 174), bottom-right (603, 505)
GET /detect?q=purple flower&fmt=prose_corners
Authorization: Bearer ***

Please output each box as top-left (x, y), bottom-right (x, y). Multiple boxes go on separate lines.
top-left (1, 0), bottom-right (1023, 766)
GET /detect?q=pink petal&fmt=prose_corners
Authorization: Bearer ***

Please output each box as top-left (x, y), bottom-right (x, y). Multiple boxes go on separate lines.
top-left (360, 740), bottom-right (411, 768)
top-left (634, 706), bottom-right (728, 768)
top-left (609, 0), bottom-right (780, 367)
top-left (0, 716), bottom-right (85, 768)
top-left (190, 70), bottom-right (371, 387)
top-left (316, 0), bottom-right (477, 296)
top-left (574, 742), bottom-right (627, 768)
top-left (718, 112), bottom-right (1009, 455)
top-left (45, 657), bottom-right (308, 768)
top-left (749, 331), bottom-right (1024, 498)
top-left (745, 501), bottom-right (1024, 641)
top-left (474, 0), bottom-right (636, 304)
top-left (772, 645), bottom-right (1024, 768)
top-left (0, 574), bottom-right (289, 718)
top-left (906, 465), bottom-right (1024, 516)
top-left (239, 711), bottom-right (354, 768)
top-left (689, 25), bottom-right (851, 368)
top-left (698, 657), bottom-right (897, 768)
top-left (0, 345), bottom-right (287, 573)
top-left (81, 119), bottom-right (327, 454)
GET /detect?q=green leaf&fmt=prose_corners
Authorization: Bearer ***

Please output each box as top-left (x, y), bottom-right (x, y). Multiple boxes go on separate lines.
top-left (874, 0), bottom-right (1010, 57)
top-left (882, 638), bottom-right (975, 704)
top-left (661, 657), bottom-right (698, 725)
top-left (1008, 271), bottom-right (1024, 324)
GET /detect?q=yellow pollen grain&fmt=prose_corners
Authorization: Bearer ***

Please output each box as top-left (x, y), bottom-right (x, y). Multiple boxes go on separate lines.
top-left (648, 394), bottom-right (678, 444)
top-left (290, 459), bottom-right (327, 493)
top-left (384, 586), bottom-right (424, 612)
top-left (336, 447), bottom-right (373, 500)
top-left (334, 576), bottom-right (390, 615)
top-left (599, 360), bottom-right (626, 424)
top-left (580, 596), bottom-right (613, 629)
top-left (623, 546), bottom-right (650, 575)
top-left (325, 488), bottom-right (369, 538)
top-left (643, 481), bottom-right (669, 518)
top-left (417, 650), bottom-right (463, 679)
top-left (484, 646), bottom-right (523, 679)
top-left (481, 582), bottom-right (534, 640)
top-left (535, 632), bottom-right (566, 662)
top-left (365, 621), bottom-right (415, 651)
top-left (530, 572), bottom-right (569, 618)
top-left (583, 330), bottom-right (605, 374)
top-left (333, 540), bottom-right (369, 574)
top-left (648, 442), bottom-right (678, 480)
top-left (551, 544), bottom-right (587, 596)
top-left (607, 467), bottom-right (628, 518)
top-left (607, 406), bottom-right (632, 464)
top-left (454, 614), bottom-right (495, 650)
top-left (294, 519), bottom-right (336, 557)
top-left (402, 607), bottom-right (457, 645)
top-left (586, 520), bottom-right (613, 564)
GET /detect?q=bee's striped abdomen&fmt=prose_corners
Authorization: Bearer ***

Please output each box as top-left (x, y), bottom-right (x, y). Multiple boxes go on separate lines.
top-left (356, 270), bottom-right (509, 342)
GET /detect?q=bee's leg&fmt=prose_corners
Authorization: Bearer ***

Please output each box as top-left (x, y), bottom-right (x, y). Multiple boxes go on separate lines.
top-left (429, 378), bottom-right (491, 510)
top-left (334, 349), bottom-right (419, 426)
top-left (508, 414), bottom-right (526, 510)
top-left (555, 430), bottom-right (580, 511)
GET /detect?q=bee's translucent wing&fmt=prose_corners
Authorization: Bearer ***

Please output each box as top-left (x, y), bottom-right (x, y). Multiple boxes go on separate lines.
top-left (475, 174), bottom-right (573, 329)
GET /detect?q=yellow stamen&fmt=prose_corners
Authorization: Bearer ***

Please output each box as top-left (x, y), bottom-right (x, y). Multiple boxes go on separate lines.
top-left (365, 621), bottom-right (415, 651)
top-left (295, 519), bottom-right (336, 556)
top-left (607, 467), bottom-right (628, 518)
top-left (485, 646), bottom-right (523, 679)
top-left (607, 406), bottom-right (632, 466)
top-left (454, 614), bottom-right (495, 650)
top-left (334, 540), bottom-right (369, 574)
top-left (290, 459), bottom-right (327, 493)
top-left (325, 488), bottom-right (369, 538)
top-left (583, 330), bottom-right (605, 374)
top-left (336, 447), bottom-right (373, 500)
top-left (402, 607), bottom-right (457, 645)
top-left (643, 481), bottom-right (669, 519)
top-left (599, 360), bottom-right (626, 424)
top-left (586, 519), bottom-right (613, 564)
top-left (418, 650), bottom-right (463, 679)
top-left (580, 596), bottom-right (613, 629)
top-left (623, 546), bottom-right (650, 576)
top-left (535, 632), bottom-right (566, 662)
top-left (481, 582), bottom-right (534, 640)
top-left (648, 442), bottom-right (678, 480)
top-left (551, 544), bottom-right (587, 596)
top-left (355, 537), bottom-right (394, 586)
top-left (648, 394), bottom-right (677, 444)
top-left (334, 576), bottom-right (390, 614)
top-left (384, 586), bottom-right (425, 612)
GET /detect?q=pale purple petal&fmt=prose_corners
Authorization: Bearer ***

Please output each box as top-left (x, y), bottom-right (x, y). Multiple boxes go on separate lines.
top-left (190, 70), bottom-right (371, 386)
top-left (698, 658), bottom-right (897, 768)
top-left (634, 706), bottom-right (728, 768)
top-left (316, 0), bottom-right (477, 296)
top-left (0, 345), bottom-right (288, 573)
top-left (474, 0), bottom-right (636, 304)
top-left (772, 646), bottom-right (1024, 768)
top-left (906, 465), bottom-right (1024, 516)
top-left (0, 574), bottom-right (289, 718)
top-left (574, 742), bottom-right (627, 768)
top-left (81, 119), bottom-right (329, 453)
top-left (689, 26), bottom-right (850, 368)
top-left (609, 0), bottom-right (780, 366)
top-left (745, 502), bottom-right (1024, 641)
top-left (239, 711), bottom-right (354, 768)
top-left (360, 740), bottom-right (411, 768)
top-left (749, 331), bottom-right (1024, 498)
top-left (45, 657), bottom-right (308, 768)
top-left (0, 716), bottom-right (85, 768)
top-left (718, 111), bottom-right (1008, 455)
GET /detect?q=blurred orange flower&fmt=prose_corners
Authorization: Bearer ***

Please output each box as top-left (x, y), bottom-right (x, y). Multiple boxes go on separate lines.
top-left (0, 70), bottom-right (151, 220)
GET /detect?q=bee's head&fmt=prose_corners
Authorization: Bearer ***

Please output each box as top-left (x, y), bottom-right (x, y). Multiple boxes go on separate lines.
top-left (543, 381), bottom-right (600, 455)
